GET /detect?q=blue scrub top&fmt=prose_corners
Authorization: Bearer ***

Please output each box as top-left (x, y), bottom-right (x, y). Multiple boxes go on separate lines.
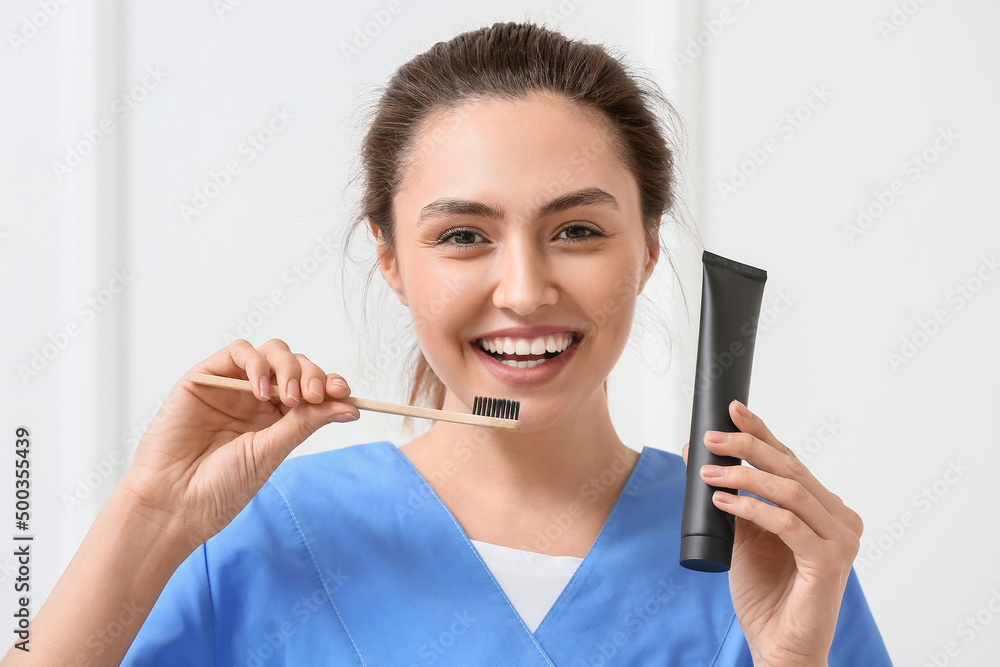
top-left (122, 441), bottom-right (893, 665)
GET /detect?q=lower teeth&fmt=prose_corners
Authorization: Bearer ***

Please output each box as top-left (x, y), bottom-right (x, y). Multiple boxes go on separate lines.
top-left (482, 338), bottom-right (577, 369)
top-left (500, 358), bottom-right (549, 369)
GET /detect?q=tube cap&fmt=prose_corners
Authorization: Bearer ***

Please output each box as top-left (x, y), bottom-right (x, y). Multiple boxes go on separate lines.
top-left (679, 535), bottom-right (732, 572)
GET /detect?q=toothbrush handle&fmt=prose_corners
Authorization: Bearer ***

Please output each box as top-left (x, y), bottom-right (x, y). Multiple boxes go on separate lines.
top-left (186, 372), bottom-right (520, 431)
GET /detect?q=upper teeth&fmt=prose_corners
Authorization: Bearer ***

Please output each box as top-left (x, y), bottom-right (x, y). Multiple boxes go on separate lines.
top-left (478, 333), bottom-right (575, 355)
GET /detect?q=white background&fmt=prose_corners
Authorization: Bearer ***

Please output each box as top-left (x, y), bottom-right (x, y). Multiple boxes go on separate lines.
top-left (2, 0), bottom-right (998, 664)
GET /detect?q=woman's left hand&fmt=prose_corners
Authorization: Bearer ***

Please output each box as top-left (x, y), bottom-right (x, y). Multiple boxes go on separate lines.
top-left (682, 400), bottom-right (863, 667)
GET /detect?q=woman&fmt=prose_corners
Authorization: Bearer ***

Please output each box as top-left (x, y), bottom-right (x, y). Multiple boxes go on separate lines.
top-left (3, 22), bottom-right (891, 666)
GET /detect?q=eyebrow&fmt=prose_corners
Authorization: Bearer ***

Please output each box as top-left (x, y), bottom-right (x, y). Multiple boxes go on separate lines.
top-left (415, 187), bottom-right (621, 226)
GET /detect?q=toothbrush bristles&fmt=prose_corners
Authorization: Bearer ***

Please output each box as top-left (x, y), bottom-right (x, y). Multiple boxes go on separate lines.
top-left (473, 396), bottom-right (520, 421)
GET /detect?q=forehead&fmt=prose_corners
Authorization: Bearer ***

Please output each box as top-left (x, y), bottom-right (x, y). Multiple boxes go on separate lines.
top-left (409, 92), bottom-right (619, 166)
top-left (396, 92), bottom-right (635, 214)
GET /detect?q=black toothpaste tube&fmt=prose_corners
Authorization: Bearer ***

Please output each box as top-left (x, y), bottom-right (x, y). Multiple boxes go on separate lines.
top-left (680, 250), bottom-right (767, 572)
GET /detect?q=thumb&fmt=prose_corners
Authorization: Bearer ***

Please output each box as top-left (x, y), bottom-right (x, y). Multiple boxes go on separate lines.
top-left (252, 399), bottom-right (358, 472)
top-left (681, 442), bottom-right (689, 466)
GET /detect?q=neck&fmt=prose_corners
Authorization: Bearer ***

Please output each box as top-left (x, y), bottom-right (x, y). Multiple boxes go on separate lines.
top-left (400, 383), bottom-right (639, 515)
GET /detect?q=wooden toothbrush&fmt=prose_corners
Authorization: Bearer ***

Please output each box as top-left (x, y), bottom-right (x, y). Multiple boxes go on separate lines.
top-left (186, 372), bottom-right (521, 431)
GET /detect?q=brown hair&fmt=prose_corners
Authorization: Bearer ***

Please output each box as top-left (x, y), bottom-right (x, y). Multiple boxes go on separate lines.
top-left (340, 21), bottom-right (690, 432)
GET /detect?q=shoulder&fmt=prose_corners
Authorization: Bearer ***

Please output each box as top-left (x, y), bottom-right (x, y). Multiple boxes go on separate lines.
top-left (202, 440), bottom-right (398, 560)
top-left (638, 444), bottom-right (684, 468)
top-left (270, 439), bottom-right (398, 488)
top-left (626, 445), bottom-right (686, 498)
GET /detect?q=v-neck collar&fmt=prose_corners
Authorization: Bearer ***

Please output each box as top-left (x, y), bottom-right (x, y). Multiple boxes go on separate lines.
top-left (389, 442), bottom-right (653, 637)
top-left (276, 440), bottom-right (739, 665)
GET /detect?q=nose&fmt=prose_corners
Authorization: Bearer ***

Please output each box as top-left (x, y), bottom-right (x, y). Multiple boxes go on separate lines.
top-left (491, 234), bottom-right (559, 316)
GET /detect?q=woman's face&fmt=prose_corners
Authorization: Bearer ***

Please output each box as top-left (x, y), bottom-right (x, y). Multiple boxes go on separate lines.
top-left (374, 91), bottom-right (659, 427)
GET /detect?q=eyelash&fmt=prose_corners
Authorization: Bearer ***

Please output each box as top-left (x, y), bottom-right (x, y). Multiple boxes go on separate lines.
top-left (433, 224), bottom-right (604, 251)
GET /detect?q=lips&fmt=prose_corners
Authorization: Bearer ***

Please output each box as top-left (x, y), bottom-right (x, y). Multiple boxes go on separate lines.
top-left (471, 331), bottom-right (582, 385)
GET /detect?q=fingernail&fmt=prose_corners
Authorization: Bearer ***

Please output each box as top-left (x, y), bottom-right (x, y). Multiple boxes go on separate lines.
top-left (734, 400), bottom-right (751, 419)
top-left (259, 376), bottom-right (270, 399)
top-left (331, 412), bottom-right (358, 423)
top-left (701, 464), bottom-right (725, 478)
top-left (705, 431), bottom-right (728, 444)
top-left (713, 490), bottom-right (735, 505)
top-left (287, 378), bottom-right (302, 401)
top-left (331, 378), bottom-right (349, 392)
top-left (307, 378), bottom-right (324, 398)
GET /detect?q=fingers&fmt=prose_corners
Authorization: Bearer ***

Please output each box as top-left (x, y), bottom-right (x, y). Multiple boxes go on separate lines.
top-left (326, 373), bottom-right (352, 400)
top-left (700, 463), bottom-right (839, 541)
top-left (709, 490), bottom-right (833, 562)
top-left (222, 339), bottom-right (273, 400)
top-left (294, 354), bottom-right (327, 404)
top-left (236, 341), bottom-right (360, 466)
top-left (719, 401), bottom-right (845, 521)
top-left (252, 395), bottom-right (359, 469)
top-left (256, 339), bottom-right (307, 407)
top-left (704, 402), bottom-right (865, 542)
top-left (192, 339), bottom-right (268, 399)
top-left (728, 399), bottom-right (787, 455)
top-left (199, 339), bottom-right (357, 413)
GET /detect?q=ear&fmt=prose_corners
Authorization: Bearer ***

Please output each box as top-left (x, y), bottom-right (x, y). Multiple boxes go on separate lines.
top-left (369, 220), bottom-right (409, 307)
top-left (638, 216), bottom-right (661, 294)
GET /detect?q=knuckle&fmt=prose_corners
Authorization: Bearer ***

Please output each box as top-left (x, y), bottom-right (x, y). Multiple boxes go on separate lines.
top-left (270, 363), bottom-right (294, 378)
top-left (848, 508), bottom-right (864, 536)
top-left (786, 454), bottom-right (807, 478)
top-left (761, 474), bottom-right (782, 499)
top-left (270, 356), bottom-right (300, 376)
top-left (725, 465), bottom-right (744, 484)
top-left (731, 432), bottom-right (753, 455)
top-left (784, 479), bottom-right (807, 502)
top-left (294, 353), bottom-right (322, 373)
top-left (830, 533), bottom-right (861, 567)
top-left (229, 338), bottom-right (252, 352)
top-left (776, 509), bottom-right (799, 533)
top-left (260, 338), bottom-right (290, 352)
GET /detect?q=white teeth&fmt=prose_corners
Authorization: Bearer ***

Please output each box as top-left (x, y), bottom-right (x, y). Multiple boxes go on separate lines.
top-left (504, 338), bottom-right (517, 355)
top-left (500, 358), bottom-right (548, 368)
top-left (478, 333), bottom-right (575, 356)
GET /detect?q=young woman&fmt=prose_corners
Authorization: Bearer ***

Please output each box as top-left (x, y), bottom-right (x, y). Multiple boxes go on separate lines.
top-left (3, 22), bottom-right (892, 666)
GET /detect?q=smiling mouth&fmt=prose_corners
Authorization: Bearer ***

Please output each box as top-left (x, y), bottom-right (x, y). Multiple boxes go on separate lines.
top-left (475, 333), bottom-right (581, 366)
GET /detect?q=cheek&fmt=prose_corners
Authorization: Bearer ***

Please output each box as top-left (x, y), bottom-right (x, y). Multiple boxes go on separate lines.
top-left (407, 268), bottom-right (480, 341)
top-left (579, 265), bottom-right (642, 337)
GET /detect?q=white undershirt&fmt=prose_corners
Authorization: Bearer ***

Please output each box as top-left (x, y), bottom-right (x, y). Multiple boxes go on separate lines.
top-left (470, 539), bottom-right (584, 633)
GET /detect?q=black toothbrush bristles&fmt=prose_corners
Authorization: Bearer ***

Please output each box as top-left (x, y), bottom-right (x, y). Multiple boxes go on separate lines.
top-left (472, 396), bottom-right (520, 421)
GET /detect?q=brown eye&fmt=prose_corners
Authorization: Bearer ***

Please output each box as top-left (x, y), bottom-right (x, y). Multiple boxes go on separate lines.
top-left (434, 227), bottom-right (484, 250)
top-left (558, 224), bottom-right (603, 241)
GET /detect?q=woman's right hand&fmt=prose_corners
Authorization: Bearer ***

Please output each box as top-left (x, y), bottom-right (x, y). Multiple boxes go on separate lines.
top-left (117, 338), bottom-right (360, 555)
